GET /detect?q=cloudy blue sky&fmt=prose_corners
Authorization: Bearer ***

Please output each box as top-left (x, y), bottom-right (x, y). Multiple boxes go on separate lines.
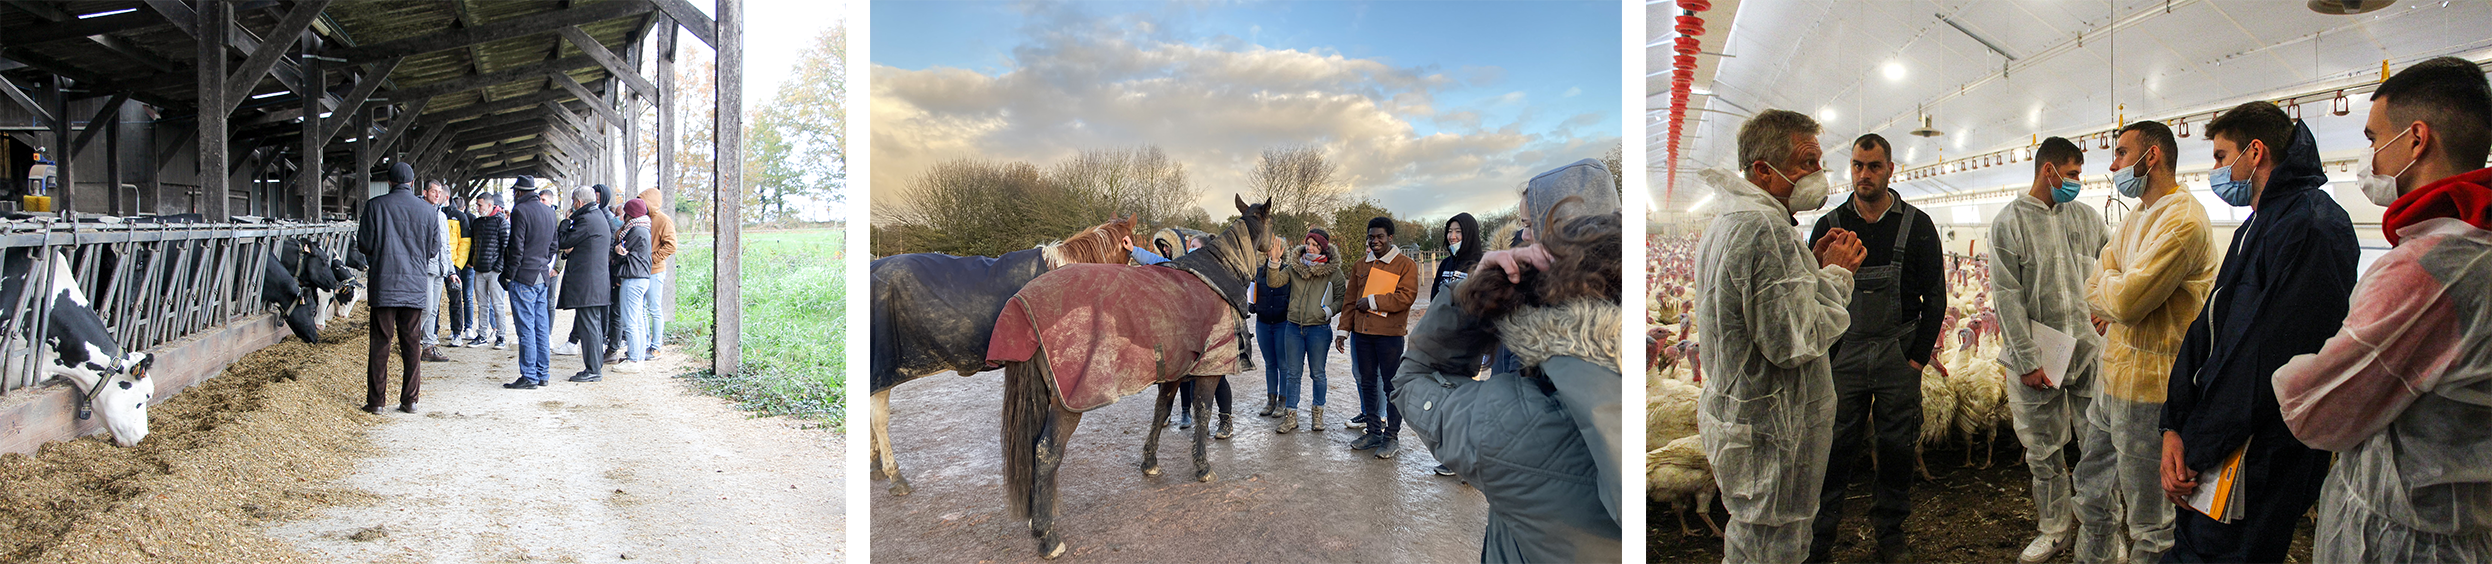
top-left (870, 1), bottom-right (1621, 221)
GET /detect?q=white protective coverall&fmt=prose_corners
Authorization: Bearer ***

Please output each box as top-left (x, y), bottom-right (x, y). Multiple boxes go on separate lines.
top-left (2274, 217), bottom-right (2492, 563)
top-left (1986, 192), bottom-right (2109, 546)
top-left (2079, 186), bottom-right (2216, 563)
top-left (1692, 168), bottom-right (1853, 564)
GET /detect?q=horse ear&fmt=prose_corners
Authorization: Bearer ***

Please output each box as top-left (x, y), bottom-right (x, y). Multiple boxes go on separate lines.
top-left (1260, 198), bottom-right (1273, 215)
top-left (1234, 195), bottom-right (1249, 214)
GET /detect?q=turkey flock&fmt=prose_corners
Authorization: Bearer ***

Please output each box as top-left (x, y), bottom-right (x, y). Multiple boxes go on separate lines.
top-left (1645, 231), bottom-right (2012, 536)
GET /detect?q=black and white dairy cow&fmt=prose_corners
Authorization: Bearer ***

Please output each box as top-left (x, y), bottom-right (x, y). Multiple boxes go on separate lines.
top-left (265, 238), bottom-right (354, 342)
top-left (0, 248), bottom-right (154, 446)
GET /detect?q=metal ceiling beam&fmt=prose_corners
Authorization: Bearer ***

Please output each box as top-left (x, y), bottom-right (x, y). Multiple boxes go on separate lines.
top-left (325, 1), bottom-right (657, 64)
top-left (558, 26), bottom-right (656, 100)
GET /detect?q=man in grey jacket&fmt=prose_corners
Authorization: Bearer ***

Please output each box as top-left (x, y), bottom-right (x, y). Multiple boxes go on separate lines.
top-left (556, 186), bottom-right (615, 382)
top-left (417, 181), bottom-right (457, 362)
top-left (354, 162), bottom-right (441, 413)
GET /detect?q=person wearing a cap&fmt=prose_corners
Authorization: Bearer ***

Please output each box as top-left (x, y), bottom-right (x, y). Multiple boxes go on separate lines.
top-left (353, 162), bottom-right (442, 412)
top-left (501, 176), bottom-right (561, 389)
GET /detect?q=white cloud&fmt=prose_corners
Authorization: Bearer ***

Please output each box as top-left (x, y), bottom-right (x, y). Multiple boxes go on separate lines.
top-left (1563, 86), bottom-right (1582, 98)
top-left (872, 13), bottom-right (1616, 220)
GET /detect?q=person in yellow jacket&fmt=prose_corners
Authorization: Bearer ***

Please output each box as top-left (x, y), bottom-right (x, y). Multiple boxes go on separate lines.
top-left (2077, 120), bottom-right (2216, 564)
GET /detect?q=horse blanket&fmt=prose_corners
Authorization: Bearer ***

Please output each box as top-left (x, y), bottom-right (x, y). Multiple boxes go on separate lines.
top-left (870, 248), bottom-right (1049, 392)
top-left (988, 263), bottom-right (1241, 412)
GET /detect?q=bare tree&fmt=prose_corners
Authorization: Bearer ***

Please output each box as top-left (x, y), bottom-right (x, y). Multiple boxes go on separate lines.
top-left (1049, 146), bottom-right (1196, 226)
top-left (1249, 145), bottom-right (1345, 219)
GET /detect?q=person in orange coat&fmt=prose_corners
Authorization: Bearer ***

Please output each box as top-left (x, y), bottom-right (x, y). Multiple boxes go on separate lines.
top-left (1338, 216), bottom-right (1420, 458)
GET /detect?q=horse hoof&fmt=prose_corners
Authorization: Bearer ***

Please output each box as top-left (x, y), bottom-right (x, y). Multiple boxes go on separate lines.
top-left (1040, 535), bottom-right (1068, 559)
top-left (889, 482), bottom-right (912, 496)
top-left (1196, 470), bottom-right (1217, 483)
top-left (1141, 464), bottom-right (1161, 476)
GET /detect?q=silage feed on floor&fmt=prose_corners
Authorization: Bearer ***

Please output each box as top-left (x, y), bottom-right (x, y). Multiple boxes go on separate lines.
top-left (0, 313), bottom-right (386, 564)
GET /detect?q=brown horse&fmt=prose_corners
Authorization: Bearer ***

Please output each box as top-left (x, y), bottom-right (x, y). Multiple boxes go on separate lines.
top-left (990, 196), bottom-right (1271, 558)
top-left (868, 215), bottom-right (1136, 496)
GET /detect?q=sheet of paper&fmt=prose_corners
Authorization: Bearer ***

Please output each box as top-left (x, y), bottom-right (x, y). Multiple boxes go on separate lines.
top-left (2028, 320), bottom-right (2077, 388)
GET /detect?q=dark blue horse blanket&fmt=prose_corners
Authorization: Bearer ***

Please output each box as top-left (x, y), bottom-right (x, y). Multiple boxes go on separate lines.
top-left (870, 248), bottom-right (1048, 393)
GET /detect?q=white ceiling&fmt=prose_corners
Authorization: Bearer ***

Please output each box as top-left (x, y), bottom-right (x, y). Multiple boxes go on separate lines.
top-left (1649, 0), bottom-right (2492, 207)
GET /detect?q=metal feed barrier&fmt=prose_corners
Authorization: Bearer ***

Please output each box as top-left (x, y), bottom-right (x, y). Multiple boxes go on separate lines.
top-left (0, 219), bottom-right (356, 396)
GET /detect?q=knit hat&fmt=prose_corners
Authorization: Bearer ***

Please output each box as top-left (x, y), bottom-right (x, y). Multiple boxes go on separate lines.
top-left (389, 162), bottom-right (415, 186)
top-left (623, 198), bottom-right (648, 219)
top-left (1306, 228), bottom-right (1331, 249)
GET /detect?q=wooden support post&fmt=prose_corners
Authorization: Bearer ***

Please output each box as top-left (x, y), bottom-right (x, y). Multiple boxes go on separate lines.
top-left (297, 43), bottom-right (321, 220)
top-left (713, 0), bottom-right (742, 376)
top-left (353, 108), bottom-right (371, 218)
top-left (197, 0), bottom-right (229, 219)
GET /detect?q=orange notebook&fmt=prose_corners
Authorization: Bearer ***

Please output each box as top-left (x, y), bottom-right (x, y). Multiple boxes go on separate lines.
top-left (2186, 439), bottom-right (2249, 523)
top-left (1360, 268), bottom-right (1400, 316)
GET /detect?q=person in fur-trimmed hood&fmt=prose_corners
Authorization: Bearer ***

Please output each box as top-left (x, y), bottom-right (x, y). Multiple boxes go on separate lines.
top-left (1393, 158), bottom-right (1623, 563)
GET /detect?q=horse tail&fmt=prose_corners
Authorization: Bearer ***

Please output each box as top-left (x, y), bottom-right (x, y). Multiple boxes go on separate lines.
top-left (1000, 349), bottom-right (1050, 519)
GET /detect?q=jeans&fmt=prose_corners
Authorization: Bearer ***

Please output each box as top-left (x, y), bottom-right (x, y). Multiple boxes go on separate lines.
top-left (450, 267), bottom-right (474, 334)
top-left (1349, 332), bottom-right (1403, 437)
top-left (510, 282), bottom-right (551, 383)
top-left (419, 275), bottom-right (444, 345)
top-left (473, 270), bottom-right (507, 340)
top-left (1278, 323), bottom-right (1330, 409)
top-left (1256, 320), bottom-right (1287, 397)
top-left (619, 277), bottom-right (651, 361)
top-left (645, 270), bottom-right (669, 347)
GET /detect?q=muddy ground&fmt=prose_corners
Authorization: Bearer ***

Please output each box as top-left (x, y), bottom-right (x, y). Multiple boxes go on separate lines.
top-left (871, 298), bottom-right (1499, 563)
top-left (1649, 438), bottom-right (2317, 564)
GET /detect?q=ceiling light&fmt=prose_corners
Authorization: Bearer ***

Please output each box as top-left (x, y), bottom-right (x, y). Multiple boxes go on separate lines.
top-left (1817, 107), bottom-right (1837, 123)
top-left (1883, 61), bottom-right (1907, 81)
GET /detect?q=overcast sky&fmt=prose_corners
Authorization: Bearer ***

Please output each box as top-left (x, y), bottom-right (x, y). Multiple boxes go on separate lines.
top-left (869, 1), bottom-right (1621, 222)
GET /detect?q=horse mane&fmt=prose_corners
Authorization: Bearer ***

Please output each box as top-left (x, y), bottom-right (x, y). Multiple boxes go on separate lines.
top-left (1166, 211), bottom-right (1259, 282)
top-left (1040, 215), bottom-right (1136, 268)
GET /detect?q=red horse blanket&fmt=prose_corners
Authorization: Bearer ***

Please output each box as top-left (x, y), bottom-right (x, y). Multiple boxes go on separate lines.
top-left (988, 263), bottom-right (1241, 412)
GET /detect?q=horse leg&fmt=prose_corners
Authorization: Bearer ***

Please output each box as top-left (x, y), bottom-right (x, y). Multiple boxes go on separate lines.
top-left (1141, 383), bottom-right (1176, 476)
top-left (1190, 376), bottom-right (1217, 483)
top-left (873, 389), bottom-right (911, 495)
top-left (1032, 407), bottom-right (1079, 559)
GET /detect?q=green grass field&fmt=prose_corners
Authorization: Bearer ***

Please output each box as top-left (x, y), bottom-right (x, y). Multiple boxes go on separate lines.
top-left (668, 227), bottom-right (846, 429)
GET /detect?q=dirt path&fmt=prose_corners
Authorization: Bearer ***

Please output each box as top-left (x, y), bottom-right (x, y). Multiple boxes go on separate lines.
top-left (267, 309), bottom-right (844, 564)
top-left (871, 295), bottom-right (1494, 563)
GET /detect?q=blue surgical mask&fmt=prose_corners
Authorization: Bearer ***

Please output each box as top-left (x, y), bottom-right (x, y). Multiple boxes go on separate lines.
top-left (2113, 149), bottom-right (2153, 198)
top-left (2210, 149), bottom-right (2256, 207)
top-left (2047, 164), bottom-right (2081, 203)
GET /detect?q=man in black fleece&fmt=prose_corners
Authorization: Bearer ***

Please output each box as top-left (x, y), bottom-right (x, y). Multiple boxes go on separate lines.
top-left (502, 176), bottom-right (560, 389)
top-left (556, 186), bottom-right (616, 382)
top-left (354, 162), bottom-right (441, 413)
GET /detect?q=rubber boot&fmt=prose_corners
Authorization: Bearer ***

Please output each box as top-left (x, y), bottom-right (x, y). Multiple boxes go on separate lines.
top-left (1215, 412), bottom-right (1234, 439)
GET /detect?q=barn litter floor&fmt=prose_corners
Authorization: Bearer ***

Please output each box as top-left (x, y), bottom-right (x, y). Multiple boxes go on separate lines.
top-left (266, 307), bottom-right (845, 564)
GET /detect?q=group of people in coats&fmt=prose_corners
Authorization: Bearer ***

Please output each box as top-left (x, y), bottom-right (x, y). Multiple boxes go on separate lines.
top-left (354, 162), bottom-right (679, 411)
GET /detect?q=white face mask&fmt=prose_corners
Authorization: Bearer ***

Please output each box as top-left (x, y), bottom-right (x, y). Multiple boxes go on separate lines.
top-left (2360, 125), bottom-right (2418, 207)
top-left (1767, 162), bottom-right (1833, 213)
